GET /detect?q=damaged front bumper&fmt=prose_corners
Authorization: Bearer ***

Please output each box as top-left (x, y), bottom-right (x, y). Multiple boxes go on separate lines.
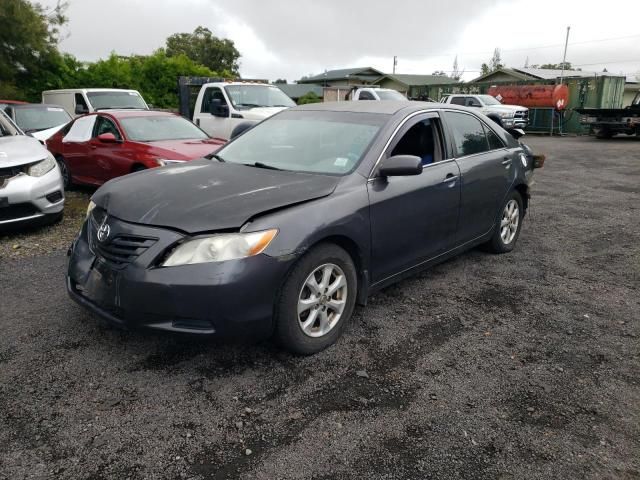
top-left (66, 214), bottom-right (293, 338)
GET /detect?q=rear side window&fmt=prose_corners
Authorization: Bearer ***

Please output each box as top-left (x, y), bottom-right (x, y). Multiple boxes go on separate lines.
top-left (449, 96), bottom-right (465, 106)
top-left (485, 126), bottom-right (505, 150)
top-left (446, 112), bottom-right (490, 157)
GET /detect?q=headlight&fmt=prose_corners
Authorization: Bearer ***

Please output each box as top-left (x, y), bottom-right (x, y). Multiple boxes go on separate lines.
top-left (27, 153), bottom-right (56, 177)
top-left (86, 200), bottom-right (96, 219)
top-left (162, 229), bottom-right (278, 267)
top-left (155, 159), bottom-right (187, 167)
top-left (499, 112), bottom-right (514, 119)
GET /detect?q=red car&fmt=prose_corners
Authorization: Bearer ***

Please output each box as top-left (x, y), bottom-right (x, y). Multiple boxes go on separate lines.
top-left (46, 110), bottom-right (224, 187)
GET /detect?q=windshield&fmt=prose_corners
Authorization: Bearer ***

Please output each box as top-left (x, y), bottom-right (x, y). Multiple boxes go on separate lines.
top-left (215, 111), bottom-right (387, 175)
top-left (120, 115), bottom-right (209, 142)
top-left (14, 107), bottom-right (71, 132)
top-left (478, 95), bottom-right (502, 105)
top-left (224, 85), bottom-right (296, 110)
top-left (376, 90), bottom-right (406, 101)
top-left (87, 91), bottom-right (148, 110)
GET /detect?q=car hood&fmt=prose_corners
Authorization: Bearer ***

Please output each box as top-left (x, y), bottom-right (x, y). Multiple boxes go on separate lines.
top-left (136, 139), bottom-right (225, 160)
top-left (486, 104), bottom-right (528, 113)
top-left (31, 124), bottom-right (66, 142)
top-left (239, 107), bottom-right (288, 121)
top-left (92, 159), bottom-right (340, 233)
top-left (0, 135), bottom-right (50, 167)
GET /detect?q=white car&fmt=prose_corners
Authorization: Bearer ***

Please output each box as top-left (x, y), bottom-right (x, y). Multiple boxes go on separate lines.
top-left (351, 87), bottom-right (407, 101)
top-left (440, 94), bottom-right (529, 129)
top-left (0, 110), bottom-right (64, 228)
top-left (192, 82), bottom-right (296, 140)
top-left (3, 103), bottom-right (72, 142)
top-left (42, 88), bottom-right (149, 117)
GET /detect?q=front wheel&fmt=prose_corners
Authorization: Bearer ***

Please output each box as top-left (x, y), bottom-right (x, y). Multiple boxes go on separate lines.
top-left (274, 244), bottom-right (357, 355)
top-left (56, 157), bottom-right (72, 189)
top-left (484, 191), bottom-right (524, 254)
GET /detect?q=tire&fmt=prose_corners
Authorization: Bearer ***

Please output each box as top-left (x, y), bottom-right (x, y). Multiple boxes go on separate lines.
top-left (132, 165), bottom-right (147, 173)
top-left (484, 191), bottom-right (524, 254)
top-left (595, 128), bottom-right (614, 139)
top-left (56, 157), bottom-right (72, 189)
top-left (274, 243), bottom-right (358, 355)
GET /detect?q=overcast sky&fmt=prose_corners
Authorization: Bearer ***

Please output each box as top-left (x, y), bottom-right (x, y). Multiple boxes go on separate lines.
top-left (40, 0), bottom-right (640, 82)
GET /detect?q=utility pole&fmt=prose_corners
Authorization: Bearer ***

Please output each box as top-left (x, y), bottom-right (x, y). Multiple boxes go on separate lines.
top-left (559, 26), bottom-right (570, 84)
top-left (393, 56), bottom-right (397, 74)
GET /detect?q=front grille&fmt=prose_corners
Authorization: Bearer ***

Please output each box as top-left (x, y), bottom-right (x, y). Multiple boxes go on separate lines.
top-left (88, 210), bottom-right (157, 266)
top-left (515, 110), bottom-right (529, 121)
top-left (95, 235), bottom-right (157, 266)
top-left (0, 165), bottom-right (26, 188)
top-left (0, 203), bottom-right (39, 221)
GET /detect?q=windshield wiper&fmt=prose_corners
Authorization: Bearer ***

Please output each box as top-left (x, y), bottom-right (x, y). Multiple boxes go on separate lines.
top-left (205, 153), bottom-right (225, 162)
top-left (245, 162), bottom-right (282, 171)
top-left (236, 103), bottom-right (263, 108)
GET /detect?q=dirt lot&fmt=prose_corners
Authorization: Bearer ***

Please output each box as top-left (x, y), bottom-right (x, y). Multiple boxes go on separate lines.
top-left (0, 136), bottom-right (638, 480)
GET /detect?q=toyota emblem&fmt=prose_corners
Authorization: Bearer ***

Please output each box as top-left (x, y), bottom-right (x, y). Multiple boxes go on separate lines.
top-left (97, 222), bottom-right (111, 242)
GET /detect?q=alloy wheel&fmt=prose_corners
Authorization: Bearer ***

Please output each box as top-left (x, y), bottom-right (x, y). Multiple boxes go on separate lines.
top-left (297, 263), bottom-right (348, 338)
top-left (500, 199), bottom-right (519, 245)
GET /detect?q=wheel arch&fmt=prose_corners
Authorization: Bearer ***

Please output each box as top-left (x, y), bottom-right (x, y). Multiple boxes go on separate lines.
top-left (513, 183), bottom-right (530, 212)
top-left (305, 234), bottom-right (369, 306)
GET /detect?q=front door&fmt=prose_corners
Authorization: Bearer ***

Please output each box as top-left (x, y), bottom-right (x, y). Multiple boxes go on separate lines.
top-left (367, 113), bottom-right (461, 283)
top-left (91, 116), bottom-right (128, 184)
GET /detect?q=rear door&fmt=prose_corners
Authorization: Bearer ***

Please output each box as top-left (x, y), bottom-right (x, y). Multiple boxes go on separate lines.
top-left (60, 114), bottom-right (98, 184)
top-left (367, 112), bottom-right (461, 283)
top-left (443, 111), bottom-right (516, 243)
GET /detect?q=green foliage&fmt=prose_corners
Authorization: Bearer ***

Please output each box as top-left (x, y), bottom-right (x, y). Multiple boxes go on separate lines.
top-left (0, 0), bottom-right (67, 100)
top-left (297, 92), bottom-right (323, 105)
top-left (532, 62), bottom-right (576, 71)
top-left (57, 51), bottom-right (218, 109)
top-left (166, 26), bottom-right (240, 75)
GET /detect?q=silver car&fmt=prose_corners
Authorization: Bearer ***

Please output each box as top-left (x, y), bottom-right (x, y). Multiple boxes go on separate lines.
top-left (0, 110), bottom-right (64, 228)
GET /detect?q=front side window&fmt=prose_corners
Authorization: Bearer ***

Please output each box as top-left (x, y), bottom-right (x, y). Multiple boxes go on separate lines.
top-left (449, 96), bottom-right (466, 106)
top-left (446, 112), bottom-right (490, 157)
top-left (93, 116), bottom-right (122, 140)
top-left (391, 118), bottom-right (440, 166)
top-left (477, 95), bottom-right (502, 106)
top-left (202, 87), bottom-right (227, 114)
top-left (120, 115), bottom-right (209, 142)
top-left (215, 111), bottom-right (387, 175)
top-left (485, 126), bottom-right (505, 150)
top-left (358, 91), bottom-right (375, 100)
top-left (75, 93), bottom-right (88, 110)
top-left (224, 85), bottom-right (295, 110)
top-left (466, 97), bottom-right (482, 107)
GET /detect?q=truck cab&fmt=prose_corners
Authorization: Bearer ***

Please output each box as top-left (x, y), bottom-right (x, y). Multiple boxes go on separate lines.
top-left (192, 82), bottom-right (296, 141)
top-left (440, 94), bottom-right (529, 128)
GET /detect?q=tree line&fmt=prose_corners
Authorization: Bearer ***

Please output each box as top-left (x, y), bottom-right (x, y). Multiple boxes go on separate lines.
top-left (0, 1), bottom-right (241, 109)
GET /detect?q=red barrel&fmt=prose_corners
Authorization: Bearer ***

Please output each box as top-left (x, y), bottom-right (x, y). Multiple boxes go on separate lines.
top-left (487, 84), bottom-right (570, 110)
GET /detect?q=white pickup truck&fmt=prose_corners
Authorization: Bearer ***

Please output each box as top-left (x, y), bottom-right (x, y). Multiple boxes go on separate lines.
top-left (440, 94), bottom-right (529, 128)
top-left (192, 82), bottom-right (296, 140)
top-left (350, 87), bottom-right (407, 101)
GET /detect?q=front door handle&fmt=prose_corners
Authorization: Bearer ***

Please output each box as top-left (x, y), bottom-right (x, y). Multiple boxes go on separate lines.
top-left (501, 157), bottom-right (512, 166)
top-left (442, 173), bottom-right (458, 183)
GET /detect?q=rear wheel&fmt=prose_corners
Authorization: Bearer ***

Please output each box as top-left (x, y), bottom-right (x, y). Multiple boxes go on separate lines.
top-left (56, 156), bottom-right (72, 189)
top-left (274, 244), bottom-right (357, 355)
top-left (484, 191), bottom-right (524, 254)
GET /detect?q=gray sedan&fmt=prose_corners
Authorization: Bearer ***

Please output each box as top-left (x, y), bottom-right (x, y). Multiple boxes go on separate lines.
top-left (67, 101), bottom-right (542, 354)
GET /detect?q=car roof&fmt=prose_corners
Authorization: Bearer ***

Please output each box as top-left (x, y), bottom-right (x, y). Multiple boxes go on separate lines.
top-left (293, 100), bottom-right (463, 115)
top-left (11, 103), bottom-right (67, 110)
top-left (41, 88), bottom-right (140, 94)
top-left (0, 100), bottom-right (29, 105)
top-left (93, 110), bottom-right (178, 119)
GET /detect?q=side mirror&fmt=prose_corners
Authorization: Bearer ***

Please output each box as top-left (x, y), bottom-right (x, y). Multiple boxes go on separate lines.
top-left (75, 104), bottom-right (88, 115)
top-left (97, 132), bottom-right (118, 143)
top-left (209, 98), bottom-right (229, 117)
top-left (378, 155), bottom-right (423, 177)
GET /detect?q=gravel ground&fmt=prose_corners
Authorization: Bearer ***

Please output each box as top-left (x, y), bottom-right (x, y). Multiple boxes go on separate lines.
top-left (0, 136), bottom-right (638, 480)
top-left (0, 190), bottom-right (91, 260)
